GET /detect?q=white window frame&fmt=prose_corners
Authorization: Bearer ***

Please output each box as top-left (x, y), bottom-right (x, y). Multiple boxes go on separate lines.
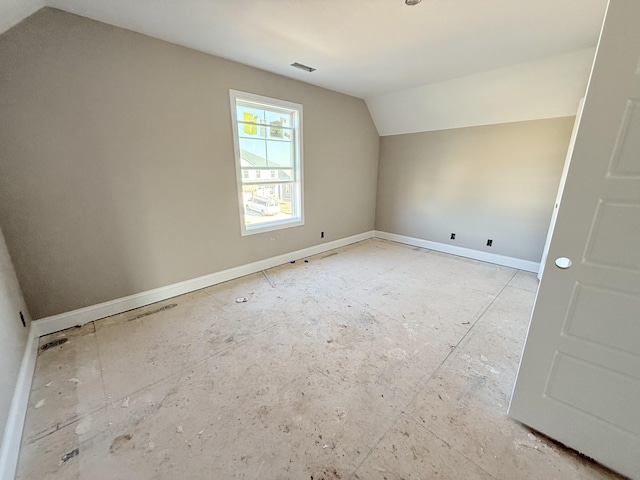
top-left (229, 90), bottom-right (304, 236)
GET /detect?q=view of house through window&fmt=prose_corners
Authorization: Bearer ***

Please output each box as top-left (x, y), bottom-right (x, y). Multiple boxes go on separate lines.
top-left (230, 90), bottom-right (303, 235)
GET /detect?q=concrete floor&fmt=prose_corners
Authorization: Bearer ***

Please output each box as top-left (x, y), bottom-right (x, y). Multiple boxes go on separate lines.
top-left (17, 239), bottom-right (621, 479)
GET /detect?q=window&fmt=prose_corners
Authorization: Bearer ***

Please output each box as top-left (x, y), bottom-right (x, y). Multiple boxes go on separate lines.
top-left (230, 90), bottom-right (304, 235)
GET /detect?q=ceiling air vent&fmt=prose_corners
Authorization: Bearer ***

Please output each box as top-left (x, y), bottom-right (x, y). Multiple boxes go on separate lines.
top-left (291, 62), bottom-right (316, 73)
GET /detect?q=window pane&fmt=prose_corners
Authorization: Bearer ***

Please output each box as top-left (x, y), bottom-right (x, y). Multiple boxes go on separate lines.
top-left (238, 122), bottom-right (267, 140)
top-left (266, 140), bottom-right (292, 167)
top-left (239, 138), bottom-right (266, 168)
top-left (236, 106), bottom-right (264, 137)
top-left (241, 182), bottom-right (295, 228)
top-left (264, 110), bottom-right (293, 125)
top-left (236, 105), bottom-right (263, 119)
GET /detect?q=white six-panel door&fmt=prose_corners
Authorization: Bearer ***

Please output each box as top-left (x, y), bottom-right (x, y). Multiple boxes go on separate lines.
top-left (509, 1), bottom-right (640, 478)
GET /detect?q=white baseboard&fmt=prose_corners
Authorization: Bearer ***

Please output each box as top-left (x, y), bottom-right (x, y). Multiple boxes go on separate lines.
top-left (32, 231), bottom-right (375, 338)
top-left (374, 231), bottom-right (540, 273)
top-left (0, 328), bottom-right (37, 480)
top-left (31, 229), bottom-right (538, 338)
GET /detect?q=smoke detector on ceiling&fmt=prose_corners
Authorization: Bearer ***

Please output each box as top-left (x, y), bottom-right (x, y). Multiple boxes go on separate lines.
top-left (405, 0), bottom-right (422, 5)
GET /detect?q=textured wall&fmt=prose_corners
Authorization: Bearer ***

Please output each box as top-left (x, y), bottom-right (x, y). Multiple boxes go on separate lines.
top-left (0, 8), bottom-right (380, 319)
top-left (376, 117), bottom-right (574, 262)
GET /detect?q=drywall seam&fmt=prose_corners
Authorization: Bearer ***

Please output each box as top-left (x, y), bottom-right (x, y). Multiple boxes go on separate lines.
top-left (375, 231), bottom-right (540, 272)
top-left (0, 328), bottom-right (37, 480)
top-left (31, 231), bottom-right (375, 337)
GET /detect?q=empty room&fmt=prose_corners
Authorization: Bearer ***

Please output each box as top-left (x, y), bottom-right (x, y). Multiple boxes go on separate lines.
top-left (1, 0), bottom-right (638, 479)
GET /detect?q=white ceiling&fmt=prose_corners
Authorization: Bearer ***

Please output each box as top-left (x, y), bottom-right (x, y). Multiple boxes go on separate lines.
top-left (30, 0), bottom-right (606, 100)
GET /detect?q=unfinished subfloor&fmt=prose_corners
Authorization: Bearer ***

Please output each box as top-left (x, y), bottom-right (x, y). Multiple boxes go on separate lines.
top-left (16, 239), bottom-right (621, 479)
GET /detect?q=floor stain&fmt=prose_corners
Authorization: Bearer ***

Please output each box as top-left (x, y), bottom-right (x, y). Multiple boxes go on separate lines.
top-left (310, 467), bottom-right (342, 479)
top-left (40, 338), bottom-right (68, 353)
top-left (130, 304), bottom-right (177, 321)
top-left (109, 433), bottom-right (133, 453)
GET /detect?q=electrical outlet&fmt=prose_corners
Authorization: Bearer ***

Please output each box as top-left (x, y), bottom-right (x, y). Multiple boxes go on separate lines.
top-left (450, 233), bottom-right (456, 240)
top-left (486, 239), bottom-right (493, 247)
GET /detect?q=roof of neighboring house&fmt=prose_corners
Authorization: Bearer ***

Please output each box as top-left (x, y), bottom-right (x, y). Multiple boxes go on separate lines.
top-left (240, 150), bottom-right (291, 181)
top-left (240, 149), bottom-right (267, 168)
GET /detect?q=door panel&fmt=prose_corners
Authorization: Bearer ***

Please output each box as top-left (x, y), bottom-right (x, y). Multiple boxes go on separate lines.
top-left (509, 1), bottom-right (640, 478)
top-left (609, 99), bottom-right (640, 177)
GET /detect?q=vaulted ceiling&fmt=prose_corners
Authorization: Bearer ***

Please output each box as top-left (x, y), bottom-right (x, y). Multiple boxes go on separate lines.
top-left (2, 0), bottom-right (608, 100)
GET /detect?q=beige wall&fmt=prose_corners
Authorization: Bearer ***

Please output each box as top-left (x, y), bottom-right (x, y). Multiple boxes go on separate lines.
top-left (0, 8), bottom-right (380, 319)
top-left (0, 226), bottom-right (30, 444)
top-left (376, 117), bottom-right (575, 262)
